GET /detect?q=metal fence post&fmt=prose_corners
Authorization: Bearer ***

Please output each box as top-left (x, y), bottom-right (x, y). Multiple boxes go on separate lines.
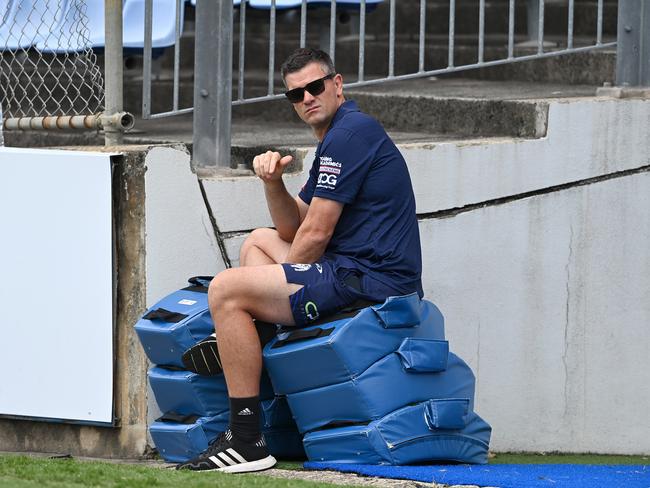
top-left (104, 0), bottom-right (124, 146)
top-left (616, 0), bottom-right (650, 86)
top-left (193, 0), bottom-right (233, 171)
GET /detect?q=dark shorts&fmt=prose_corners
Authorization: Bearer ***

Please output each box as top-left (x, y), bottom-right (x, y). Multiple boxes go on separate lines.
top-left (282, 260), bottom-right (362, 327)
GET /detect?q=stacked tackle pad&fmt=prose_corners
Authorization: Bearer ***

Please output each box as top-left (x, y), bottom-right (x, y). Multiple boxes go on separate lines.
top-left (134, 277), bottom-right (304, 463)
top-left (262, 293), bottom-right (491, 464)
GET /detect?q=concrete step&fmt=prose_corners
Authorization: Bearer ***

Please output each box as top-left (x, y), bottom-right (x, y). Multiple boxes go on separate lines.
top-left (123, 79), bottom-right (599, 166)
top-left (122, 41), bottom-right (613, 116)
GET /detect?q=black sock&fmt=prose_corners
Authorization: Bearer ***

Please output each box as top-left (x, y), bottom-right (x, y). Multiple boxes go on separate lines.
top-left (229, 396), bottom-right (261, 443)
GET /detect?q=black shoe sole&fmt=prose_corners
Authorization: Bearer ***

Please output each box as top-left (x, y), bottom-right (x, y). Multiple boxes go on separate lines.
top-left (181, 338), bottom-right (223, 376)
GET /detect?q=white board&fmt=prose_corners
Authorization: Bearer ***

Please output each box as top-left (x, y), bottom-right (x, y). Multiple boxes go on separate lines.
top-left (0, 147), bottom-right (114, 424)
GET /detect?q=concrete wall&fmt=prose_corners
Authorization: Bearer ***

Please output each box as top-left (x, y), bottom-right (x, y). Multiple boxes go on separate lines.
top-left (3, 96), bottom-right (647, 458)
top-left (421, 171), bottom-right (650, 453)
top-left (201, 97), bottom-right (649, 454)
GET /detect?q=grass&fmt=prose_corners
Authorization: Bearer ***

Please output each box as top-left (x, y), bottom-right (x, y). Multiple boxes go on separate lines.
top-left (0, 455), bottom-right (343, 488)
top-left (1, 452), bottom-right (647, 488)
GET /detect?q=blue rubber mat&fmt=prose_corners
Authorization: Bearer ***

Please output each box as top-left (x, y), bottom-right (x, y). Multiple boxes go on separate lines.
top-left (304, 462), bottom-right (650, 488)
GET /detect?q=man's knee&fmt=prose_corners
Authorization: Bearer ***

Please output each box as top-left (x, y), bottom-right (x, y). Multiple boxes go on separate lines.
top-left (240, 227), bottom-right (288, 266)
top-left (208, 270), bottom-right (236, 313)
top-left (242, 228), bottom-right (278, 253)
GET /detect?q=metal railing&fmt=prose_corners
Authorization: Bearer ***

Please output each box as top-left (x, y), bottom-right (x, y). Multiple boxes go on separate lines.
top-left (138, 0), bottom-right (648, 170)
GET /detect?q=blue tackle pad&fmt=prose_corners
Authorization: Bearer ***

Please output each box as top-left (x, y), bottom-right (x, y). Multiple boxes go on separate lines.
top-left (287, 348), bottom-right (476, 433)
top-left (303, 399), bottom-right (491, 465)
top-left (149, 411), bottom-right (229, 463)
top-left (263, 294), bottom-right (445, 395)
top-left (150, 397), bottom-right (304, 463)
top-left (134, 277), bottom-right (214, 367)
top-left (262, 396), bottom-right (306, 459)
top-left (148, 366), bottom-right (276, 417)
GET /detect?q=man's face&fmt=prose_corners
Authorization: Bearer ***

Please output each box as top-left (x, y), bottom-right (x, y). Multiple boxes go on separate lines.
top-left (284, 62), bottom-right (344, 135)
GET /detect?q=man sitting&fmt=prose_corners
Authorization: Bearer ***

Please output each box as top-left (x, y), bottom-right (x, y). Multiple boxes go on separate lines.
top-left (177, 47), bottom-right (423, 473)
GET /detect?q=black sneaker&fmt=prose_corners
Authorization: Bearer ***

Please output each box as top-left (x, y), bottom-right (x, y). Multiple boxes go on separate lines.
top-left (176, 430), bottom-right (276, 473)
top-left (182, 333), bottom-right (222, 376)
top-left (182, 322), bottom-right (278, 376)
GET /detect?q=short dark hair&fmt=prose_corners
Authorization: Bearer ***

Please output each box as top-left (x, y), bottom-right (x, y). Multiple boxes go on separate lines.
top-left (281, 48), bottom-right (336, 80)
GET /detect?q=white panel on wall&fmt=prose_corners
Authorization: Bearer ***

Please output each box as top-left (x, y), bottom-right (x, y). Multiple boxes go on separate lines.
top-left (0, 147), bottom-right (114, 424)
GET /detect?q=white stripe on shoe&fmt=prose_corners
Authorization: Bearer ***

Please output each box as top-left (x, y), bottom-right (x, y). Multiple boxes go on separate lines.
top-left (226, 448), bottom-right (247, 463)
top-left (208, 456), bottom-right (227, 469)
top-left (217, 452), bottom-right (237, 466)
top-left (219, 455), bottom-right (277, 474)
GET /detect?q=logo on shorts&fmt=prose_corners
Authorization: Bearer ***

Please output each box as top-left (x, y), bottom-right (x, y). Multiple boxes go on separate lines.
top-left (291, 264), bottom-right (312, 272)
top-left (305, 301), bottom-right (319, 321)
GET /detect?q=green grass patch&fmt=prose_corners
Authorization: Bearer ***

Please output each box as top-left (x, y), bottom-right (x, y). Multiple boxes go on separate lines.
top-left (489, 452), bottom-right (649, 465)
top-left (2, 452), bottom-right (647, 488)
top-left (0, 455), bottom-right (342, 488)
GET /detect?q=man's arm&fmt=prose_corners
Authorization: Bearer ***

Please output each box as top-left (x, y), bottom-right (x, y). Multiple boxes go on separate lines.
top-left (253, 151), bottom-right (304, 242)
top-left (286, 196), bottom-right (344, 263)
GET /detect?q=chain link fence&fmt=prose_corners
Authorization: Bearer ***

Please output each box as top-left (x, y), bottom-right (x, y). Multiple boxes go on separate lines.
top-left (0, 0), bottom-right (104, 120)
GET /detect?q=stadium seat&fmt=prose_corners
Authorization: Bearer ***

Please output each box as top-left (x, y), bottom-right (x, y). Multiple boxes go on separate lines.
top-left (248, 0), bottom-right (383, 9)
top-left (0, 0), bottom-right (69, 50)
top-left (1, 0), bottom-right (14, 27)
top-left (123, 0), bottom-right (184, 49)
top-left (36, 0), bottom-right (106, 52)
top-left (189, 0), bottom-right (243, 6)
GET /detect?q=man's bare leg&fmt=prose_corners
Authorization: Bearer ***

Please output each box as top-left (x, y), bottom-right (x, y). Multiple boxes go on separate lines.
top-left (239, 228), bottom-right (292, 267)
top-left (177, 259), bottom-right (301, 471)
top-left (209, 264), bottom-right (299, 396)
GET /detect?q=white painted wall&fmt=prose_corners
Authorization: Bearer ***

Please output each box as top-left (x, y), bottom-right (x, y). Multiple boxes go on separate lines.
top-left (143, 97), bottom-right (650, 454)
top-left (144, 146), bottom-right (225, 307)
top-left (421, 171), bottom-right (650, 454)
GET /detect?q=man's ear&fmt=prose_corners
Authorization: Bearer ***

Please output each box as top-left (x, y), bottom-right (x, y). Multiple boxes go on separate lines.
top-left (335, 73), bottom-right (344, 96)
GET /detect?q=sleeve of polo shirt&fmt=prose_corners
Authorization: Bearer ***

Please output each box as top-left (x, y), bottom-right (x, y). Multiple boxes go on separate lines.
top-left (312, 128), bottom-right (372, 204)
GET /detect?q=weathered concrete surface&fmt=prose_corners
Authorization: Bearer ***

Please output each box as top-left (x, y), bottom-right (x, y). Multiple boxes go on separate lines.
top-left (259, 468), bottom-right (449, 487)
top-left (2, 88), bottom-right (648, 459)
top-left (403, 97), bottom-right (650, 214)
top-left (199, 96), bottom-right (650, 455)
top-left (0, 150), bottom-right (151, 458)
top-left (143, 145), bottom-right (225, 305)
top-left (421, 168), bottom-right (650, 454)
top-left (205, 97), bottom-right (650, 235)
top-left (128, 79), bottom-right (599, 143)
top-left (201, 150), bottom-right (312, 233)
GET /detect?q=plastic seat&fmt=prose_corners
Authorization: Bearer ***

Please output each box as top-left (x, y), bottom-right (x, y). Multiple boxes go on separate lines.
top-left (189, 0), bottom-right (242, 7)
top-left (248, 0), bottom-right (383, 9)
top-left (123, 0), bottom-right (183, 49)
top-left (249, 0), bottom-right (302, 9)
top-left (1, 0), bottom-right (13, 27)
top-left (0, 0), bottom-right (69, 50)
top-left (36, 0), bottom-right (105, 52)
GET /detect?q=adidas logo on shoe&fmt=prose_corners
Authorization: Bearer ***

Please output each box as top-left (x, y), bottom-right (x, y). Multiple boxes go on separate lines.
top-left (237, 408), bottom-right (254, 416)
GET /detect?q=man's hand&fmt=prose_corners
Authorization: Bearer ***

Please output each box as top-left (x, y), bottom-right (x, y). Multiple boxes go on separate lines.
top-left (253, 151), bottom-right (294, 183)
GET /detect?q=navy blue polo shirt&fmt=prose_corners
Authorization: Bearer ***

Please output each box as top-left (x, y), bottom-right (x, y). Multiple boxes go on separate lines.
top-left (298, 100), bottom-right (423, 300)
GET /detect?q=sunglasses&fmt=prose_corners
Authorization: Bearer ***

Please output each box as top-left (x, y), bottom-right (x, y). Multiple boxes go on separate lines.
top-left (284, 73), bottom-right (335, 103)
